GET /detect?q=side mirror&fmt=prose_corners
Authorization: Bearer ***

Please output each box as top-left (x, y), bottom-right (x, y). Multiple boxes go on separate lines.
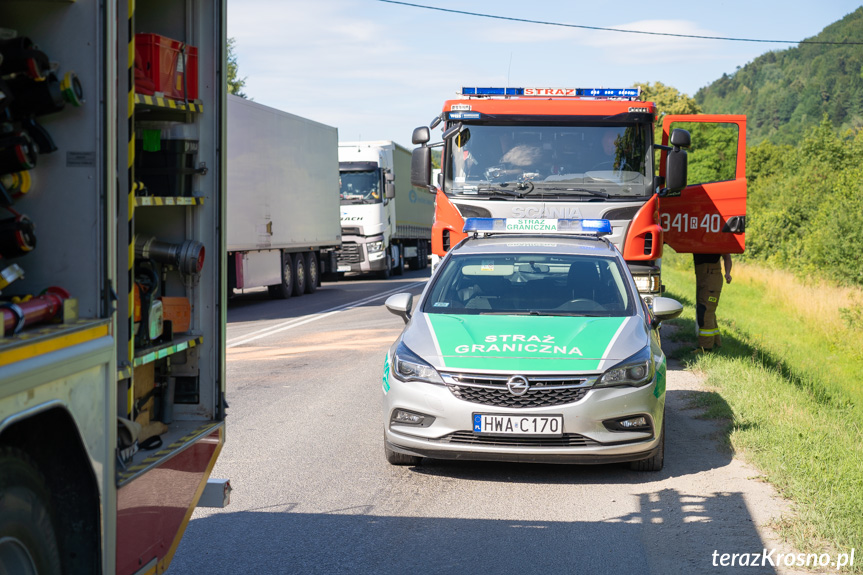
top-left (411, 146), bottom-right (431, 188)
top-left (651, 296), bottom-right (683, 327)
top-left (412, 126), bottom-right (430, 145)
top-left (385, 293), bottom-right (414, 324)
top-left (385, 172), bottom-right (395, 199)
top-left (665, 148), bottom-right (688, 194)
top-left (441, 122), bottom-right (462, 141)
top-left (670, 128), bottom-right (691, 148)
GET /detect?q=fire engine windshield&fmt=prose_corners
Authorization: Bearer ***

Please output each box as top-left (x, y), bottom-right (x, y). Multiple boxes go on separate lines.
top-left (445, 124), bottom-right (652, 199)
top-left (340, 169), bottom-right (382, 204)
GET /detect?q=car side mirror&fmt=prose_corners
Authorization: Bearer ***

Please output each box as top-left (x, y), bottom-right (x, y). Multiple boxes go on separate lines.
top-left (650, 296), bottom-right (683, 328)
top-left (385, 293), bottom-right (413, 324)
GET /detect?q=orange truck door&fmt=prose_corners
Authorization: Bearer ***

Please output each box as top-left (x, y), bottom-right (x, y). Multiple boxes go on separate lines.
top-left (659, 115), bottom-right (747, 254)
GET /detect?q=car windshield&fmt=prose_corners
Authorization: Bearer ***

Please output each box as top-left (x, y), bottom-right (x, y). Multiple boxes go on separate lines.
top-left (340, 170), bottom-right (382, 204)
top-left (445, 124), bottom-right (651, 199)
top-left (423, 252), bottom-right (634, 317)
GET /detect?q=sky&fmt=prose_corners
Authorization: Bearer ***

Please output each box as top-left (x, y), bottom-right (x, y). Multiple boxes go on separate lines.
top-left (228, 0), bottom-right (862, 147)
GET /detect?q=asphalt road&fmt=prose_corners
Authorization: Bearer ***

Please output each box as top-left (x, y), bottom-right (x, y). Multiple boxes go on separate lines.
top-left (170, 270), bottom-right (797, 575)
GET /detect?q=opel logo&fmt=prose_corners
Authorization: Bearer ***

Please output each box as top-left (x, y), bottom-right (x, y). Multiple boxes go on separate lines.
top-left (506, 375), bottom-right (530, 397)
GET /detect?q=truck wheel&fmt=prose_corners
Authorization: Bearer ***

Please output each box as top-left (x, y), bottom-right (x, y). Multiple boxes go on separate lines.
top-left (0, 448), bottom-right (61, 575)
top-left (268, 252), bottom-right (294, 299)
top-left (393, 246), bottom-right (404, 276)
top-left (630, 413), bottom-right (665, 472)
top-left (303, 252), bottom-right (318, 294)
top-left (379, 248), bottom-right (391, 280)
top-left (292, 253), bottom-right (307, 297)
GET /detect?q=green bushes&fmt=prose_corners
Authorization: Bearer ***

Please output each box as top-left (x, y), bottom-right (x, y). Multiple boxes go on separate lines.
top-left (742, 118), bottom-right (863, 286)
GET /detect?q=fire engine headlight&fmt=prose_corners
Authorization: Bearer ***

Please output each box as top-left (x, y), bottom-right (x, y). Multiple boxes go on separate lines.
top-left (595, 346), bottom-right (654, 388)
top-left (633, 275), bottom-right (660, 294)
top-left (393, 341), bottom-right (443, 385)
top-left (367, 240), bottom-right (384, 253)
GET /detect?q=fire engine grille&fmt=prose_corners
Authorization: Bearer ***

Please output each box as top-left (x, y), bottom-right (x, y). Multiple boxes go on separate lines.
top-left (441, 373), bottom-right (592, 408)
top-left (337, 242), bottom-right (363, 264)
top-left (438, 431), bottom-right (600, 447)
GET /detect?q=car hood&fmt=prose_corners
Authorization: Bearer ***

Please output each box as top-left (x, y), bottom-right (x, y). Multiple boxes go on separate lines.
top-left (402, 312), bottom-right (647, 373)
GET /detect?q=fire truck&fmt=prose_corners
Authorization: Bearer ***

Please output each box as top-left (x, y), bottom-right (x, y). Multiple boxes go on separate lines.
top-left (0, 1), bottom-right (228, 573)
top-left (410, 87), bottom-right (747, 293)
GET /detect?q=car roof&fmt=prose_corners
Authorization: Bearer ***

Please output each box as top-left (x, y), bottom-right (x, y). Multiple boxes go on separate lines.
top-left (451, 234), bottom-right (620, 257)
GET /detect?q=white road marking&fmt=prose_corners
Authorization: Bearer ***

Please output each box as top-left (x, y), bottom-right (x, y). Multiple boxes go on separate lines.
top-left (226, 282), bottom-right (426, 348)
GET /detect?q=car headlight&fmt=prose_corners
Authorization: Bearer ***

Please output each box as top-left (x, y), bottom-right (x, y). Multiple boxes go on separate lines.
top-left (393, 341), bottom-right (443, 384)
top-left (595, 345), bottom-right (654, 388)
top-left (368, 240), bottom-right (384, 253)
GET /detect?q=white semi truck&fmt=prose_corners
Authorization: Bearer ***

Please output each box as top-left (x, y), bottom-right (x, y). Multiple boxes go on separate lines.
top-left (227, 95), bottom-right (342, 299)
top-left (337, 141), bottom-right (434, 278)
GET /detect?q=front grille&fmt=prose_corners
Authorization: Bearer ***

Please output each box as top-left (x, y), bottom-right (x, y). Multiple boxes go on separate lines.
top-left (342, 226), bottom-right (361, 236)
top-left (442, 373), bottom-right (592, 408)
top-left (337, 242), bottom-right (363, 264)
top-left (438, 431), bottom-right (599, 447)
top-left (442, 229), bottom-right (451, 252)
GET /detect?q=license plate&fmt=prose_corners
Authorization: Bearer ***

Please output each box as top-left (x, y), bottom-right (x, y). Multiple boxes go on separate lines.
top-left (473, 414), bottom-right (563, 435)
top-left (337, 265), bottom-right (351, 272)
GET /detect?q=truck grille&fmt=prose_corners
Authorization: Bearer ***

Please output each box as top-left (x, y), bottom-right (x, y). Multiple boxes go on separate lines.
top-left (441, 373), bottom-right (592, 408)
top-left (437, 431), bottom-right (599, 447)
top-left (337, 242), bottom-right (363, 264)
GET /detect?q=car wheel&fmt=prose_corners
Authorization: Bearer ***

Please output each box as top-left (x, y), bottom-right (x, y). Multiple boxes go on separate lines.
top-left (304, 252), bottom-right (318, 294)
top-left (384, 436), bottom-right (421, 466)
top-left (0, 448), bottom-right (62, 575)
top-left (267, 251), bottom-right (293, 299)
top-left (630, 414), bottom-right (665, 472)
top-left (292, 253), bottom-right (307, 297)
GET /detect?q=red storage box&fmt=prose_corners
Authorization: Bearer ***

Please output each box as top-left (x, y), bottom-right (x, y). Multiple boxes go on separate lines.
top-left (135, 33), bottom-right (198, 101)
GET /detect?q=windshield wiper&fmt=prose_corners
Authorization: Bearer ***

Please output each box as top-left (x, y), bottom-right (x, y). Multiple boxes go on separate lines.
top-left (533, 185), bottom-right (609, 199)
top-left (475, 180), bottom-right (535, 198)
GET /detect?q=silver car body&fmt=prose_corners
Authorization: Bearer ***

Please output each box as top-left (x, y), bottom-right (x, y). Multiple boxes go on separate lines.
top-left (382, 230), bottom-right (670, 465)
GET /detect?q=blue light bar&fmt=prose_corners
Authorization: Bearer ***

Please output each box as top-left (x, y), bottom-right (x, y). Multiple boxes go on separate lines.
top-left (460, 87), bottom-right (640, 100)
top-left (463, 218), bottom-right (612, 236)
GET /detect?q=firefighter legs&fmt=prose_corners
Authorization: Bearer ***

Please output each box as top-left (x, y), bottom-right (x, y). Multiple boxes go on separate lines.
top-left (695, 262), bottom-right (723, 350)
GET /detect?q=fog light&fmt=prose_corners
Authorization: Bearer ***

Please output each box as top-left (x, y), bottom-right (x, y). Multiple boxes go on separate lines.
top-left (391, 409), bottom-right (434, 427)
top-left (603, 415), bottom-right (652, 432)
top-left (620, 416), bottom-right (647, 428)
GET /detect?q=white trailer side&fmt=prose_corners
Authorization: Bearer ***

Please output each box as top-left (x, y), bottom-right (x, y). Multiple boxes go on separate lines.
top-left (227, 95), bottom-right (341, 298)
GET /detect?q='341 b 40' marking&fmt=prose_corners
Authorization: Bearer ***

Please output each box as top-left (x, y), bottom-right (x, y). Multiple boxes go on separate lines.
top-left (660, 212), bottom-right (723, 234)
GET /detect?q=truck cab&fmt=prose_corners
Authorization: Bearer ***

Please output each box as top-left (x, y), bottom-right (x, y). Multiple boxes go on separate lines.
top-left (411, 87), bottom-right (747, 295)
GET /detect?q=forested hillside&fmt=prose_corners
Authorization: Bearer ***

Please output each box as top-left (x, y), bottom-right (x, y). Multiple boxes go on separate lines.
top-left (695, 7), bottom-right (863, 145)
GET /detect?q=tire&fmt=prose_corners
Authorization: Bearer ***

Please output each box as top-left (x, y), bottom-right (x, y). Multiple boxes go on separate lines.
top-left (393, 245), bottom-right (404, 276)
top-left (630, 414), bottom-right (665, 472)
top-left (384, 437), bottom-right (421, 466)
top-left (379, 248), bottom-right (392, 280)
top-left (267, 251), bottom-right (294, 299)
top-left (291, 252), bottom-right (306, 297)
top-left (419, 241), bottom-right (428, 270)
top-left (303, 252), bottom-right (318, 294)
top-left (0, 448), bottom-right (61, 575)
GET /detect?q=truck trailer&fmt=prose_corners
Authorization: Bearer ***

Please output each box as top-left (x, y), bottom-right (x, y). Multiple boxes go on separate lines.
top-left (0, 1), bottom-right (228, 573)
top-left (410, 87), bottom-right (747, 295)
top-left (338, 140), bottom-right (433, 278)
top-left (227, 95), bottom-right (342, 299)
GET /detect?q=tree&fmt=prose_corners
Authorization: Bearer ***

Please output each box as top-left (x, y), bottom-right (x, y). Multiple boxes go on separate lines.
top-left (227, 37), bottom-right (248, 98)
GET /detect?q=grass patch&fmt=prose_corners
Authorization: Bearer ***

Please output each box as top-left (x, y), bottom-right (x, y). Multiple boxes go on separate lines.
top-left (662, 249), bottom-right (863, 568)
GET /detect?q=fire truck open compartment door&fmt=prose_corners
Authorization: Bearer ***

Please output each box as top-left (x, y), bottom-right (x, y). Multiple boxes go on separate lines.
top-left (659, 115), bottom-right (747, 254)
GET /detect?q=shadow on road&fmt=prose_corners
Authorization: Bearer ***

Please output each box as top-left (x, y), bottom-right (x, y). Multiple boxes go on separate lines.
top-left (172, 487), bottom-right (776, 574)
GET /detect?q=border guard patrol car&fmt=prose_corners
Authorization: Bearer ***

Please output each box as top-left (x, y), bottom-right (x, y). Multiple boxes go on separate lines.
top-left (382, 217), bottom-right (682, 470)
